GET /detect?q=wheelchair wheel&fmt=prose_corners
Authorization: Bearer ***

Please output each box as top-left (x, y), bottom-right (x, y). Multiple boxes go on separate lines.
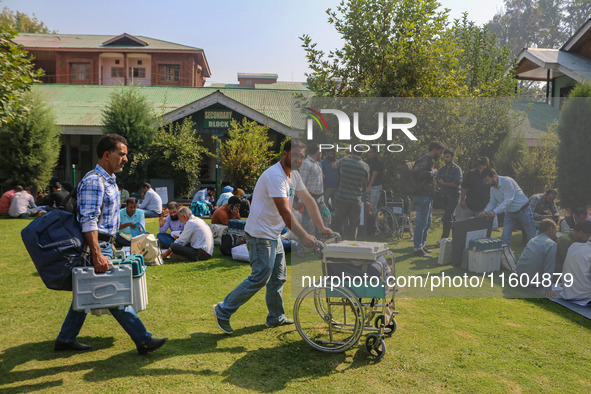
top-left (374, 314), bottom-right (397, 336)
top-left (365, 333), bottom-right (386, 360)
top-left (294, 286), bottom-right (364, 353)
top-left (376, 208), bottom-right (395, 234)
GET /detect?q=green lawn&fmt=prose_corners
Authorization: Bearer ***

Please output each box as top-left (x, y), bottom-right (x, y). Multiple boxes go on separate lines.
top-left (1, 215), bottom-right (590, 393)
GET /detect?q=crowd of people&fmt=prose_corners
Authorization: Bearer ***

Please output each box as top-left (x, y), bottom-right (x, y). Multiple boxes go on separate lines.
top-left (7, 133), bottom-right (591, 355)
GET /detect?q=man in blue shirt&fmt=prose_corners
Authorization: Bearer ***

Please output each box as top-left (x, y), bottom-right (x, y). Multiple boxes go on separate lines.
top-left (479, 167), bottom-right (536, 247)
top-left (436, 149), bottom-right (462, 241)
top-left (54, 134), bottom-right (167, 354)
top-left (516, 219), bottom-right (557, 292)
top-left (115, 197), bottom-right (145, 247)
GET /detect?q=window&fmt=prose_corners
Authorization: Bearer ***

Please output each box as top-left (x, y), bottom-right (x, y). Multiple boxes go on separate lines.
top-left (70, 63), bottom-right (92, 81)
top-left (159, 64), bottom-right (180, 82)
top-left (115, 59), bottom-right (120, 65)
top-left (129, 67), bottom-right (146, 78)
top-left (137, 60), bottom-right (142, 65)
top-left (111, 67), bottom-right (124, 78)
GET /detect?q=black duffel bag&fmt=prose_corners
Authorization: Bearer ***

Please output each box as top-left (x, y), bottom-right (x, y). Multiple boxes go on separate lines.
top-left (21, 209), bottom-right (91, 291)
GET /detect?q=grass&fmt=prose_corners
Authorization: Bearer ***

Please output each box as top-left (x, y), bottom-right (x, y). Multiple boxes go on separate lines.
top-left (1, 214), bottom-right (591, 393)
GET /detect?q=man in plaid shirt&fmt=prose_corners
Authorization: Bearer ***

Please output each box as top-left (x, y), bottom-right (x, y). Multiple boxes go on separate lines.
top-left (54, 134), bottom-right (167, 355)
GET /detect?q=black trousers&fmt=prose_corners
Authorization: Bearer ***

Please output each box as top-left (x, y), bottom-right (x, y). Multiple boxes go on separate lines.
top-left (170, 243), bottom-right (210, 261)
top-left (333, 200), bottom-right (362, 240)
top-left (441, 194), bottom-right (460, 239)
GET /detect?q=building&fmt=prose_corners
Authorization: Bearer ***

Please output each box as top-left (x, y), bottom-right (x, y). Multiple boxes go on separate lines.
top-left (33, 81), bottom-right (310, 194)
top-left (13, 33), bottom-right (210, 87)
top-left (515, 17), bottom-right (591, 108)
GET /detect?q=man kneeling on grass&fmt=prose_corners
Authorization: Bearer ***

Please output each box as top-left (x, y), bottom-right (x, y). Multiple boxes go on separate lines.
top-left (162, 206), bottom-right (214, 261)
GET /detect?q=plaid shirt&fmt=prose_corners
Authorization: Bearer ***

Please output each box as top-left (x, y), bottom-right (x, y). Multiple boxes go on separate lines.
top-left (78, 164), bottom-right (120, 234)
top-left (299, 155), bottom-right (324, 195)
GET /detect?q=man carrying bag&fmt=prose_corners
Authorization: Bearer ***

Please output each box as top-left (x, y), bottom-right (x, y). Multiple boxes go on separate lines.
top-left (54, 134), bottom-right (167, 354)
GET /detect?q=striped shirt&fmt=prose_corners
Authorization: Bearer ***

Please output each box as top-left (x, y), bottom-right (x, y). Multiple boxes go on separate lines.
top-left (78, 164), bottom-right (120, 234)
top-left (335, 156), bottom-right (370, 203)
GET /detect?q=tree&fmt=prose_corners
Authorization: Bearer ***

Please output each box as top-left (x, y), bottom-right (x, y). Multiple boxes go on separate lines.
top-left (102, 87), bottom-right (157, 189)
top-left (556, 82), bottom-right (591, 210)
top-left (0, 91), bottom-right (61, 189)
top-left (493, 130), bottom-right (528, 179)
top-left (0, 6), bottom-right (55, 34)
top-left (514, 130), bottom-right (558, 197)
top-left (0, 24), bottom-right (43, 127)
top-left (215, 118), bottom-right (274, 191)
top-left (132, 118), bottom-right (210, 197)
top-left (300, 0), bottom-right (465, 97)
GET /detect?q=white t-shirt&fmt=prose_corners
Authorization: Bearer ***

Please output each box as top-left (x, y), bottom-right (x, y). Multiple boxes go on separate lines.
top-left (245, 162), bottom-right (306, 240)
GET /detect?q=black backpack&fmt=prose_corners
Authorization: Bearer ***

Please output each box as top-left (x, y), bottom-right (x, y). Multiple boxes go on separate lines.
top-left (394, 160), bottom-right (422, 196)
top-left (220, 233), bottom-right (246, 256)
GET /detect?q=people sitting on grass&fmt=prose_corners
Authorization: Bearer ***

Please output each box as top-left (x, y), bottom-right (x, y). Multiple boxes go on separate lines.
top-left (115, 197), bottom-right (145, 247)
top-left (40, 182), bottom-right (74, 213)
top-left (192, 187), bottom-right (216, 210)
top-left (162, 206), bottom-right (213, 261)
top-left (0, 186), bottom-right (17, 215)
top-left (560, 233), bottom-right (591, 305)
top-left (8, 186), bottom-right (40, 218)
top-left (211, 196), bottom-right (241, 225)
top-left (118, 182), bottom-right (130, 208)
top-left (529, 189), bottom-right (559, 223)
top-left (157, 201), bottom-right (185, 249)
top-left (138, 182), bottom-right (163, 218)
top-left (516, 219), bottom-right (557, 290)
top-left (217, 185), bottom-right (234, 207)
top-left (560, 207), bottom-right (590, 233)
top-left (556, 221), bottom-right (591, 274)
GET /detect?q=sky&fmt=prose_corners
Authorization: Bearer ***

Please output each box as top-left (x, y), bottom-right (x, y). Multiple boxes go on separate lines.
top-left (2, 0), bottom-right (505, 85)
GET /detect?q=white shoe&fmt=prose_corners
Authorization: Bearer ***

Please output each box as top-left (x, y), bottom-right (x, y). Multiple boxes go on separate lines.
top-left (436, 239), bottom-right (443, 245)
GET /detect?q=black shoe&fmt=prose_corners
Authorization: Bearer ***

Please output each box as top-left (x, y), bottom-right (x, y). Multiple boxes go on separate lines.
top-left (54, 340), bottom-right (92, 351)
top-left (137, 337), bottom-right (168, 355)
top-left (414, 249), bottom-right (432, 258)
top-left (423, 246), bottom-right (433, 254)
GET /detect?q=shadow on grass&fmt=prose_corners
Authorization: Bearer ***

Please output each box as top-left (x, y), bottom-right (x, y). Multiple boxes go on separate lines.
top-left (221, 330), bottom-right (380, 392)
top-left (0, 326), bottom-right (265, 391)
top-left (524, 298), bottom-right (591, 329)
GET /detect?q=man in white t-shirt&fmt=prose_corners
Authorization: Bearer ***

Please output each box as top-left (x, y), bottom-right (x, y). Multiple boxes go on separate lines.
top-left (213, 139), bottom-right (332, 334)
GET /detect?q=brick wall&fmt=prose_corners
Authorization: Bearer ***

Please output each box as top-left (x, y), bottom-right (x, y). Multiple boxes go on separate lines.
top-left (56, 52), bottom-right (100, 84)
top-left (151, 53), bottom-right (204, 87)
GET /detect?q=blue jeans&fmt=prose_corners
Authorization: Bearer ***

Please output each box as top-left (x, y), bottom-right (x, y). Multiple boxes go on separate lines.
top-left (157, 233), bottom-right (175, 249)
top-left (502, 206), bottom-right (536, 247)
top-left (413, 195), bottom-right (433, 250)
top-left (56, 241), bottom-right (152, 345)
top-left (216, 235), bottom-right (287, 326)
top-left (141, 209), bottom-right (161, 218)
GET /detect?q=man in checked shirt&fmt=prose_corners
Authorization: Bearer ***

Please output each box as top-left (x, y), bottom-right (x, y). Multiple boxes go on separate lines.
top-left (54, 134), bottom-right (168, 355)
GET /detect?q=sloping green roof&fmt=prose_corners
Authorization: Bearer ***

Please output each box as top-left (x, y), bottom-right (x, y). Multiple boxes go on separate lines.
top-left (14, 33), bottom-right (202, 51)
top-left (33, 84), bottom-right (312, 128)
top-left (512, 101), bottom-right (560, 144)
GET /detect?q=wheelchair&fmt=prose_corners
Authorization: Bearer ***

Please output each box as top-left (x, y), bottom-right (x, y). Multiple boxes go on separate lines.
top-left (375, 190), bottom-right (413, 239)
top-left (293, 234), bottom-right (398, 359)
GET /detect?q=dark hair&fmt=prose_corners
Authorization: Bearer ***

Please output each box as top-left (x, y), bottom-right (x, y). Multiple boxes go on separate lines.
top-left (15, 185), bottom-right (23, 192)
top-left (443, 149), bottom-right (455, 157)
top-left (573, 221), bottom-right (591, 234)
top-left (284, 139), bottom-right (306, 152)
top-left (538, 218), bottom-right (556, 234)
top-left (428, 141), bottom-right (445, 151)
top-left (167, 201), bottom-right (179, 210)
top-left (126, 197), bottom-right (138, 205)
top-left (307, 143), bottom-right (320, 155)
top-left (117, 182), bottom-right (124, 189)
top-left (53, 181), bottom-right (62, 189)
top-left (480, 167), bottom-right (497, 179)
top-left (25, 186), bottom-right (32, 192)
top-left (573, 207), bottom-right (588, 217)
top-left (545, 189), bottom-right (557, 196)
top-left (476, 156), bottom-right (490, 166)
top-left (97, 134), bottom-right (127, 159)
top-left (142, 182), bottom-right (151, 189)
top-left (207, 187), bottom-right (216, 192)
top-left (228, 196), bottom-right (241, 208)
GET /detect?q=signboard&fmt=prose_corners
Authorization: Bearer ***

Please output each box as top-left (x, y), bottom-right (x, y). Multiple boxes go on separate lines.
top-left (155, 187), bottom-right (168, 204)
top-left (204, 110), bottom-right (232, 128)
top-left (451, 216), bottom-right (492, 266)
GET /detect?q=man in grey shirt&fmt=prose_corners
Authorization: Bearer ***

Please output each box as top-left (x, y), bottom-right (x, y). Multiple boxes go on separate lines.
top-left (8, 186), bottom-right (39, 218)
top-left (516, 219), bottom-right (557, 289)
